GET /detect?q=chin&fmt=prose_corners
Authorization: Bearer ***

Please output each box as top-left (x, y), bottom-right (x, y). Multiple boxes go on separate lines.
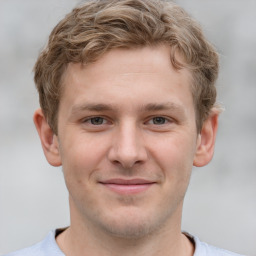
top-left (97, 208), bottom-right (167, 239)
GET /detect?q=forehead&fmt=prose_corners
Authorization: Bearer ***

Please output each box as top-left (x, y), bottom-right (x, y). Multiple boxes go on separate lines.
top-left (60, 45), bottom-right (194, 113)
top-left (63, 45), bottom-right (191, 88)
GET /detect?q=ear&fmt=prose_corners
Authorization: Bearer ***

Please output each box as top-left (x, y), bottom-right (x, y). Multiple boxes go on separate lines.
top-left (33, 108), bottom-right (62, 167)
top-left (193, 111), bottom-right (219, 167)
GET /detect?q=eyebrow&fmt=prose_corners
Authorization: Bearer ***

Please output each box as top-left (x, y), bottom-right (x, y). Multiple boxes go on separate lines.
top-left (71, 102), bottom-right (185, 115)
top-left (72, 103), bottom-right (114, 113)
top-left (142, 102), bottom-right (183, 112)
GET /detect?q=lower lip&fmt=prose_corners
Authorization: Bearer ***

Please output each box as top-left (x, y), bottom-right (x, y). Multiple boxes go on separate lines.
top-left (101, 183), bottom-right (154, 194)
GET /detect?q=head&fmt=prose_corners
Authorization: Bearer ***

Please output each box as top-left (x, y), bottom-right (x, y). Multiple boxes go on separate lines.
top-left (34, 0), bottom-right (219, 135)
top-left (33, 0), bottom-right (220, 242)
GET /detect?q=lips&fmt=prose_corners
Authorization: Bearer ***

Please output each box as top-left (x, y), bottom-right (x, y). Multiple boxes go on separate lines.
top-left (99, 179), bottom-right (156, 194)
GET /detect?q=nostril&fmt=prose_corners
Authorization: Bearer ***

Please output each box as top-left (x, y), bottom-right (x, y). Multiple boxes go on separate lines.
top-left (112, 160), bottom-right (121, 165)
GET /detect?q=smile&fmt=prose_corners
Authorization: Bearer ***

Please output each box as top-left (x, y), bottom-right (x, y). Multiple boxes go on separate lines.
top-left (99, 179), bottom-right (156, 194)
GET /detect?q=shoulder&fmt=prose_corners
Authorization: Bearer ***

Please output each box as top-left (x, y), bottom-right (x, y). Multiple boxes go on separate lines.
top-left (3, 230), bottom-right (64, 256)
top-left (185, 233), bottom-right (246, 256)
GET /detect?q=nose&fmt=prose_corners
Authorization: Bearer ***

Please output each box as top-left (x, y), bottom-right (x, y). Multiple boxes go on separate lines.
top-left (107, 122), bottom-right (148, 169)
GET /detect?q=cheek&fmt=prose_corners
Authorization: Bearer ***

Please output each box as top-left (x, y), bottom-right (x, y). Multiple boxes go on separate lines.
top-left (59, 133), bottom-right (110, 183)
top-left (149, 133), bottom-right (196, 179)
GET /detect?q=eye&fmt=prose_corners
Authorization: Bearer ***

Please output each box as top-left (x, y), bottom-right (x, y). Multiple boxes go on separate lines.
top-left (85, 117), bottom-right (107, 125)
top-left (150, 117), bottom-right (168, 125)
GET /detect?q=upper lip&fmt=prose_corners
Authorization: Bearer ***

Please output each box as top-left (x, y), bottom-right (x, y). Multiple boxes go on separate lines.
top-left (99, 179), bottom-right (156, 185)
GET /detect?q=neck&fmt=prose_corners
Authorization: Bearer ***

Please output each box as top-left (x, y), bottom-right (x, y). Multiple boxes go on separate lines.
top-left (56, 205), bottom-right (194, 256)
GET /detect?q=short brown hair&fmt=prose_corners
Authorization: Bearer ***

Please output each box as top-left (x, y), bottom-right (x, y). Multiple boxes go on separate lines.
top-left (34, 0), bottom-right (219, 134)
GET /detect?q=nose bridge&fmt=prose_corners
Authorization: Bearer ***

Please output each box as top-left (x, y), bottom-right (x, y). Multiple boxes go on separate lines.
top-left (108, 119), bottom-right (147, 168)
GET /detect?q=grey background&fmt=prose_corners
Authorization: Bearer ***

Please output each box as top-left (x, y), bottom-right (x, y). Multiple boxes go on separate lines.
top-left (0, 0), bottom-right (255, 255)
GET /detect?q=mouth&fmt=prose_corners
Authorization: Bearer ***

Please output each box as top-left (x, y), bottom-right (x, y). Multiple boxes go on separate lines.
top-left (99, 179), bottom-right (156, 194)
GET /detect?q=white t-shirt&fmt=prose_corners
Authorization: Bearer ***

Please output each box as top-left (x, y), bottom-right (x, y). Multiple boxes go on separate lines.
top-left (4, 230), bottom-right (245, 256)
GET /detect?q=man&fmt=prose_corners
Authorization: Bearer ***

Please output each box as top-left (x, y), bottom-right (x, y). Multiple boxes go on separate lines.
top-left (5, 0), bottom-right (244, 255)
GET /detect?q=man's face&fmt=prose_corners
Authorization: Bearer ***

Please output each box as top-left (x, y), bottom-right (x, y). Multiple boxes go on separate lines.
top-left (55, 45), bottom-right (201, 238)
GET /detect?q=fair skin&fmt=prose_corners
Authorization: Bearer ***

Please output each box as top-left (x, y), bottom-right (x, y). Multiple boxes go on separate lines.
top-left (34, 45), bottom-right (218, 256)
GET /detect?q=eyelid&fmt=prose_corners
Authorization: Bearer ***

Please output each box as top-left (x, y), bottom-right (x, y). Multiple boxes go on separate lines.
top-left (145, 116), bottom-right (174, 125)
top-left (82, 116), bottom-right (110, 125)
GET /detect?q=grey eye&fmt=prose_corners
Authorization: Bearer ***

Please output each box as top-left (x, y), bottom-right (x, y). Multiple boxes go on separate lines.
top-left (90, 117), bottom-right (104, 125)
top-left (152, 117), bottom-right (166, 125)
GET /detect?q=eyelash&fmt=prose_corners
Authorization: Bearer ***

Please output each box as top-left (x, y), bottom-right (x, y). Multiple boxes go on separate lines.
top-left (146, 116), bottom-right (171, 125)
top-left (82, 116), bottom-right (172, 126)
top-left (82, 116), bottom-right (109, 125)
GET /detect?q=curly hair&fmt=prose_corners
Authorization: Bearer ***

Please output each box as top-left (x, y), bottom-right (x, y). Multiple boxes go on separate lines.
top-left (34, 0), bottom-right (219, 134)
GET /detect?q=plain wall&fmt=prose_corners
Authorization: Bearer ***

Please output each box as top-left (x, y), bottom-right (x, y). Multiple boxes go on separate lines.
top-left (0, 0), bottom-right (255, 255)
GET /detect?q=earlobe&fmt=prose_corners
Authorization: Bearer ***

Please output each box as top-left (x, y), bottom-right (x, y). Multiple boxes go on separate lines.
top-left (33, 108), bottom-right (62, 167)
top-left (193, 111), bottom-right (219, 167)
